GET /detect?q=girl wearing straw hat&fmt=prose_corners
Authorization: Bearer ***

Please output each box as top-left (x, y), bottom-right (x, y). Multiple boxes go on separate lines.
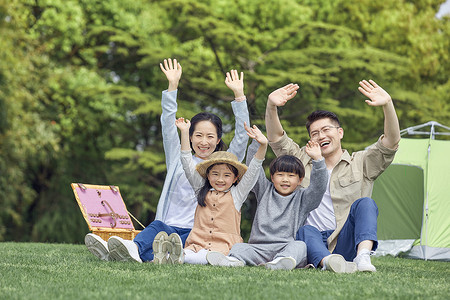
top-left (162, 118), bottom-right (268, 265)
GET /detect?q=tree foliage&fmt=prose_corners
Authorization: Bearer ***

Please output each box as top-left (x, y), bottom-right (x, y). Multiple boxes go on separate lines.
top-left (1, 0), bottom-right (449, 242)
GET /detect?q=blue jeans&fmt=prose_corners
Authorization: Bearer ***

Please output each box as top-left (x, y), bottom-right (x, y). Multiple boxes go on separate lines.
top-left (133, 220), bottom-right (191, 262)
top-left (296, 197), bottom-right (378, 267)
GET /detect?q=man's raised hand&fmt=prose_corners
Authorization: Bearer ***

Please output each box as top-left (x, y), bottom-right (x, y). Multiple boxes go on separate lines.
top-left (267, 83), bottom-right (299, 107)
top-left (358, 80), bottom-right (392, 107)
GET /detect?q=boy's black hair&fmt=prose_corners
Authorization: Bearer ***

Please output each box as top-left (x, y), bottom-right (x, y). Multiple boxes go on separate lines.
top-left (306, 110), bottom-right (341, 134)
top-left (269, 155), bottom-right (305, 178)
top-left (196, 163), bottom-right (239, 207)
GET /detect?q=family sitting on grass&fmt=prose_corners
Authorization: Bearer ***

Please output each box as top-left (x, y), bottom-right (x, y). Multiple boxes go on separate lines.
top-left (85, 58), bottom-right (400, 273)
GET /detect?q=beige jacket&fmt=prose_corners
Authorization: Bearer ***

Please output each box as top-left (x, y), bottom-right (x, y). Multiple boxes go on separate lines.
top-left (270, 132), bottom-right (397, 252)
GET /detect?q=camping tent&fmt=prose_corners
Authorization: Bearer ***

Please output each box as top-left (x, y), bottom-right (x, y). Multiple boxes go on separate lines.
top-left (372, 121), bottom-right (450, 261)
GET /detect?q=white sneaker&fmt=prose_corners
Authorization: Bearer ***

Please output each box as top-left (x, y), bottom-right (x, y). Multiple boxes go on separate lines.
top-left (353, 249), bottom-right (376, 272)
top-left (265, 257), bottom-right (296, 270)
top-left (107, 236), bottom-right (142, 263)
top-left (152, 231), bottom-right (170, 265)
top-left (323, 254), bottom-right (357, 273)
top-left (206, 251), bottom-right (244, 267)
top-left (85, 233), bottom-right (110, 261)
top-left (167, 233), bottom-right (184, 264)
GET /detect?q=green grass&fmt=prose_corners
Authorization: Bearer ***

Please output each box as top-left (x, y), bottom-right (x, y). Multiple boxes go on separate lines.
top-left (0, 242), bottom-right (449, 300)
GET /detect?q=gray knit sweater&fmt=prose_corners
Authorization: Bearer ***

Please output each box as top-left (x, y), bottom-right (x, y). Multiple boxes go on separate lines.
top-left (246, 140), bottom-right (328, 244)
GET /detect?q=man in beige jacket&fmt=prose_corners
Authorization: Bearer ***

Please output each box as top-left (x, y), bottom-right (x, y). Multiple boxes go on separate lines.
top-left (265, 80), bottom-right (400, 273)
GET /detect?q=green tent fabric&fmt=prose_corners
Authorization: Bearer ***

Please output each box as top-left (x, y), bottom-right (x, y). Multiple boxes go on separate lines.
top-left (372, 122), bottom-right (450, 261)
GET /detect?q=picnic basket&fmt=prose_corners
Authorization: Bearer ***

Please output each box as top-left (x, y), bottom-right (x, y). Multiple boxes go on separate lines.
top-left (71, 183), bottom-right (143, 240)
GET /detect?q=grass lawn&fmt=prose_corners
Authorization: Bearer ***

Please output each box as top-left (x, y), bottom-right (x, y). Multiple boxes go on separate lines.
top-left (0, 242), bottom-right (448, 300)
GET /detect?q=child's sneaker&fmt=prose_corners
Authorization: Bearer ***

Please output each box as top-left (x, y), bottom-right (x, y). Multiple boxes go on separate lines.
top-left (167, 233), bottom-right (184, 264)
top-left (152, 231), bottom-right (170, 265)
top-left (85, 233), bottom-right (110, 261)
top-left (206, 251), bottom-right (244, 267)
top-left (323, 254), bottom-right (356, 273)
top-left (265, 257), bottom-right (296, 270)
top-left (107, 236), bottom-right (142, 263)
top-left (353, 249), bottom-right (376, 272)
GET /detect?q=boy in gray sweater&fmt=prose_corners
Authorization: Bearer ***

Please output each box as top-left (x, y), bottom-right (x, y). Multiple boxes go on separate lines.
top-left (207, 124), bottom-right (327, 270)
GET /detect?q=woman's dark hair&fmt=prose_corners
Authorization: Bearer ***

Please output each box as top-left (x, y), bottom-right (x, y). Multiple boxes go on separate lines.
top-left (196, 163), bottom-right (239, 207)
top-left (306, 110), bottom-right (341, 135)
top-left (269, 155), bottom-right (305, 178)
top-left (189, 112), bottom-right (226, 152)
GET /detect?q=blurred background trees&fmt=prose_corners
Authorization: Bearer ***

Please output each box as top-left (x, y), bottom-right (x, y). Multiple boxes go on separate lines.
top-left (1, 0), bottom-right (449, 242)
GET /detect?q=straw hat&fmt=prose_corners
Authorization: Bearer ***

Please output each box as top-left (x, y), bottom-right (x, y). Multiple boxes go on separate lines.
top-left (196, 151), bottom-right (248, 180)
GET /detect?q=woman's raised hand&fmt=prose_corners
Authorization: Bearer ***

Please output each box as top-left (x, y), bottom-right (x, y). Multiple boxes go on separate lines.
top-left (225, 69), bottom-right (245, 99)
top-left (160, 58), bottom-right (182, 91)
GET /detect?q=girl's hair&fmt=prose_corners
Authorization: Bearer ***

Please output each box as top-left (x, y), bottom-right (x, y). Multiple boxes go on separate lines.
top-left (189, 112), bottom-right (226, 152)
top-left (269, 155), bottom-right (305, 178)
top-left (196, 163), bottom-right (239, 207)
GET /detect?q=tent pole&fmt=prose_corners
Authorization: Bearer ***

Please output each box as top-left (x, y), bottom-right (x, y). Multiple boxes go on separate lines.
top-left (424, 138), bottom-right (432, 261)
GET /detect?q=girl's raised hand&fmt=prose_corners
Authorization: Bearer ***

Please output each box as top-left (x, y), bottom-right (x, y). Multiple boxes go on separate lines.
top-left (245, 122), bottom-right (268, 145)
top-left (305, 140), bottom-right (322, 161)
top-left (175, 117), bottom-right (190, 132)
top-left (225, 69), bottom-right (245, 99)
top-left (267, 83), bottom-right (299, 107)
top-left (160, 58), bottom-right (182, 91)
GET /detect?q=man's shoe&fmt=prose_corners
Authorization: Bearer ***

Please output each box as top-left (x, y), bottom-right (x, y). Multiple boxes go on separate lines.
top-left (323, 254), bottom-right (357, 273)
top-left (107, 236), bottom-right (142, 263)
top-left (167, 233), bottom-right (184, 264)
top-left (85, 233), bottom-right (110, 261)
top-left (206, 251), bottom-right (244, 267)
top-left (152, 231), bottom-right (170, 265)
top-left (353, 249), bottom-right (376, 272)
top-left (265, 257), bottom-right (296, 270)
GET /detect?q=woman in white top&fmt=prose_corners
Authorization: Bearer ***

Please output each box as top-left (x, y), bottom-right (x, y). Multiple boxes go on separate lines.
top-left (84, 58), bottom-right (250, 262)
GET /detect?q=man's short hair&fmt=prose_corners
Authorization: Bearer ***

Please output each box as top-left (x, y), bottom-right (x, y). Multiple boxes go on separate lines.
top-left (306, 110), bottom-right (341, 134)
top-left (269, 155), bottom-right (305, 178)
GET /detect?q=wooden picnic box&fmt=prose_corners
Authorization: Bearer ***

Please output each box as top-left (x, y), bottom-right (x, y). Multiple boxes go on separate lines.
top-left (71, 183), bottom-right (142, 240)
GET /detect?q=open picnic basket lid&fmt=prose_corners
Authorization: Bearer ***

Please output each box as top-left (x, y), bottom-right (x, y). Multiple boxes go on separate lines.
top-left (71, 183), bottom-right (136, 231)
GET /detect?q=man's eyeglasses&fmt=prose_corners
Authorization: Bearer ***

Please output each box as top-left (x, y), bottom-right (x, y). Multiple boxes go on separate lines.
top-left (310, 126), bottom-right (340, 140)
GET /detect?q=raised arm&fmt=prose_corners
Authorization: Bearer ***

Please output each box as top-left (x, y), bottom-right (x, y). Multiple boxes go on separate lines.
top-left (160, 58), bottom-right (184, 167)
top-left (265, 83), bottom-right (299, 143)
top-left (232, 122), bottom-right (267, 210)
top-left (160, 58), bottom-right (182, 92)
top-left (358, 80), bottom-right (400, 149)
top-left (244, 123), bottom-right (268, 160)
top-left (225, 69), bottom-right (245, 99)
top-left (175, 118), bottom-right (191, 151)
top-left (304, 140), bottom-right (323, 161)
top-left (226, 70), bottom-right (250, 162)
top-left (176, 118), bottom-right (205, 190)
top-left (302, 158), bottom-right (328, 213)
top-left (244, 127), bottom-right (270, 202)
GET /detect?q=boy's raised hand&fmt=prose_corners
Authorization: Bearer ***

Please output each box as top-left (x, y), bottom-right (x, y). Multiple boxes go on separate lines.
top-left (160, 58), bottom-right (182, 91)
top-left (245, 122), bottom-right (268, 145)
top-left (267, 83), bottom-right (299, 107)
top-left (225, 69), bottom-right (245, 99)
top-left (175, 117), bottom-right (190, 132)
top-left (305, 140), bottom-right (322, 161)
top-left (358, 80), bottom-right (392, 107)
